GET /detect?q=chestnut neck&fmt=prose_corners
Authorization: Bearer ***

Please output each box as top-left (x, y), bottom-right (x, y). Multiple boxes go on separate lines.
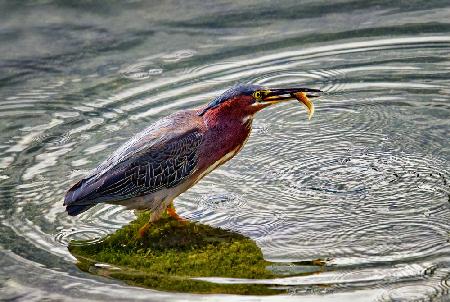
top-left (197, 102), bottom-right (254, 166)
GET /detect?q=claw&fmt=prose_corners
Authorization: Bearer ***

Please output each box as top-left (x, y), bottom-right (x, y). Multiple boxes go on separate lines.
top-left (138, 222), bottom-right (151, 238)
top-left (166, 204), bottom-right (186, 223)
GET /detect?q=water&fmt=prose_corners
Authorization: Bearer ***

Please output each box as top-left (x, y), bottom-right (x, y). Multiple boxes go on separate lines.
top-left (1, 1), bottom-right (450, 301)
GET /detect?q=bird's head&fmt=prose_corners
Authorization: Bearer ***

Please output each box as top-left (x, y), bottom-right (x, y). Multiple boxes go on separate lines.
top-left (198, 84), bottom-right (321, 122)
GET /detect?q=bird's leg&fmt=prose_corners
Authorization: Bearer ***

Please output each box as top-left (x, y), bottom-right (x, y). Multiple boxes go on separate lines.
top-left (166, 201), bottom-right (185, 222)
top-left (138, 205), bottom-right (166, 238)
top-left (138, 221), bottom-right (151, 238)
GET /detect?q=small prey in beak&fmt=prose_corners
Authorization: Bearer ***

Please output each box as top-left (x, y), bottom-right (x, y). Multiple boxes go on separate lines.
top-left (260, 87), bottom-right (321, 120)
top-left (293, 92), bottom-right (315, 120)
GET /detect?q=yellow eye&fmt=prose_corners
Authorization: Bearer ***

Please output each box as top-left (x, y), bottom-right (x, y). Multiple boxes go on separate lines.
top-left (253, 91), bottom-right (262, 100)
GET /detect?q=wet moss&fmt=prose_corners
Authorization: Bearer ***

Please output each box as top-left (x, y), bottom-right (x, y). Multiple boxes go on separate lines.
top-left (69, 212), bottom-right (322, 295)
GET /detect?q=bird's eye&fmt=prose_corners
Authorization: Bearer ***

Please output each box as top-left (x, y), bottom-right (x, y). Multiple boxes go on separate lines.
top-left (253, 91), bottom-right (263, 100)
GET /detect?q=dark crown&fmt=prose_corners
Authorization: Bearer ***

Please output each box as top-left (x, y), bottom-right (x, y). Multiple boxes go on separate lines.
top-left (198, 83), bottom-right (263, 116)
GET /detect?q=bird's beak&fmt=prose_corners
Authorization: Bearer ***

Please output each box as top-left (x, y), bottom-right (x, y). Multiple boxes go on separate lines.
top-left (261, 87), bottom-right (322, 120)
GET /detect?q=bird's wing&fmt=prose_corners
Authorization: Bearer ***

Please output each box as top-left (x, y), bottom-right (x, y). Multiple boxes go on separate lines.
top-left (64, 114), bottom-right (203, 212)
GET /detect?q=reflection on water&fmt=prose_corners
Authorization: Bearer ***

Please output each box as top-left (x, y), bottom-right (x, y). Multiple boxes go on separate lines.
top-left (1, 0), bottom-right (450, 301)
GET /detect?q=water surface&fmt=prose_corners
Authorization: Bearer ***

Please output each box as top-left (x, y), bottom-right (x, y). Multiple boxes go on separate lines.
top-left (1, 1), bottom-right (450, 301)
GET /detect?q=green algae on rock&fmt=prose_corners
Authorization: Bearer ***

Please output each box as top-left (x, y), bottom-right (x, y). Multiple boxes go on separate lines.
top-left (69, 212), bottom-right (323, 295)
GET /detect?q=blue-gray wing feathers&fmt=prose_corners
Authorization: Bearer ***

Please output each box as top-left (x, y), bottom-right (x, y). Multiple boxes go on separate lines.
top-left (64, 125), bottom-right (203, 216)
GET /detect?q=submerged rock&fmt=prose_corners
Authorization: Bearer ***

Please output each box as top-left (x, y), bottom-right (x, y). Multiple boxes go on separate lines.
top-left (69, 212), bottom-right (324, 295)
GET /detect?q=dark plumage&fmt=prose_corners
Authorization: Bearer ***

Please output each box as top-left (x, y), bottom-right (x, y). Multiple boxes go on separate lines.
top-left (65, 113), bottom-right (203, 215)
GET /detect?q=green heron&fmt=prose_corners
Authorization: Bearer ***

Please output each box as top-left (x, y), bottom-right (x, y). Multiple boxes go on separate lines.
top-left (64, 84), bottom-right (321, 235)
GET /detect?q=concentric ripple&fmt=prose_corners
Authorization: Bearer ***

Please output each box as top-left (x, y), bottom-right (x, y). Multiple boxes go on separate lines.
top-left (1, 1), bottom-right (450, 300)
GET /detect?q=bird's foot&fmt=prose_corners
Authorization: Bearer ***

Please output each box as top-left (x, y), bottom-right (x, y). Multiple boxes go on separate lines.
top-left (138, 222), bottom-right (151, 238)
top-left (166, 206), bottom-right (186, 224)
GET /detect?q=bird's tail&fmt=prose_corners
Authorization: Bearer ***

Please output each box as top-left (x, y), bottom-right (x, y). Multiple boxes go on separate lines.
top-left (66, 204), bottom-right (95, 216)
top-left (64, 177), bottom-right (97, 216)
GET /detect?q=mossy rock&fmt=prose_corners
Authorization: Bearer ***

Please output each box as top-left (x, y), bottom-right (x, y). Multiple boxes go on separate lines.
top-left (69, 212), bottom-right (324, 295)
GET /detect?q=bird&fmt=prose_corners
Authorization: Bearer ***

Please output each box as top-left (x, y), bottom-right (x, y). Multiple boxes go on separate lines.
top-left (64, 84), bottom-right (321, 236)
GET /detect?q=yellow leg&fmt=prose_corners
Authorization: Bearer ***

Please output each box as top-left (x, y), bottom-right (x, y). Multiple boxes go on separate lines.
top-left (138, 222), bottom-right (151, 238)
top-left (137, 205), bottom-right (166, 238)
top-left (166, 202), bottom-right (185, 222)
